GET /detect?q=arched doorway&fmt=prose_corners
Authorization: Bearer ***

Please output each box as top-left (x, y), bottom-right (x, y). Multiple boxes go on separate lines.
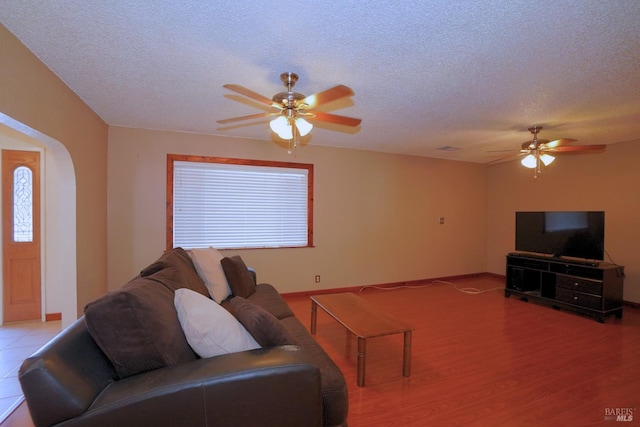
top-left (0, 113), bottom-right (77, 328)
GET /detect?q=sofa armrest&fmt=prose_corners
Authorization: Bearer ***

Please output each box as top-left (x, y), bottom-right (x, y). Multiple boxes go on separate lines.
top-left (19, 317), bottom-right (119, 427)
top-left (67, 346), bottom-right (323, 427)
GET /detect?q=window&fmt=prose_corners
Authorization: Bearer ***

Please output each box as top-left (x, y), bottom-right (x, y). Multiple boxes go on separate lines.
top-left (167, 154), bottom-right (313, 249)
top-left (13, 166), bottom-right (33, 242)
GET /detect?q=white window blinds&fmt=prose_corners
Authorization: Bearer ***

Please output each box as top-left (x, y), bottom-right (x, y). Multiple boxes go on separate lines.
top-left (173, 160), bottom-right (310, 249)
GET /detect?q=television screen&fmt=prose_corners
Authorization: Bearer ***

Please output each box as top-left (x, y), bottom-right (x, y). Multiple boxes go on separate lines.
top-left (515, 211), bottom-right (605, 260)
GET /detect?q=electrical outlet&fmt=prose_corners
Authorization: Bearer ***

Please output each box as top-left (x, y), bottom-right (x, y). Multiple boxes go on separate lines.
top-left (315, 275), bottom-right (321, 283)
top-left (439, 217), bottom-right (445, 224)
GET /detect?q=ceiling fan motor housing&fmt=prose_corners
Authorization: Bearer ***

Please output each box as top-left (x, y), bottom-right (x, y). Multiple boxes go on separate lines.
top-left (272, 91), bottom-right (306, 107)
top-left (273, 72), bottom-right (306, 108)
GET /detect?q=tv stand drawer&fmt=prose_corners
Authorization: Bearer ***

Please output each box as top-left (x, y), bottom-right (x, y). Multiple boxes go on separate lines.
top-left (556, 275), bottom-right (602, 295)
top-left (555, 288), bottom-right (602, 310)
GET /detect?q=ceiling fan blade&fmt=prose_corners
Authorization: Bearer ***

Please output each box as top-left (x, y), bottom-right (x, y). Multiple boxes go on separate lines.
top-left (486, 152), bottom-right (527, 165)
top-left (487, 149), bottom-right (526, 154)
top-left (545, 144), bottom-right (606, 153)
top-left (299, 85), bottom-right (355, 109)
top-left (542, 138), bottom-right (577, 149)
top-left (222, 84), bottom-right (282, 108)
top-left (307, 111), bottom-right (361, 127)
top-left (217, 112), bottom-right (278, 124)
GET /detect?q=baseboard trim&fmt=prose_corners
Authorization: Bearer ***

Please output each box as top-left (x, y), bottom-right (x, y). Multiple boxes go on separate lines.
top-left (281, 272), bottom-right (640, 310)
top-left (282, 272), bottom-right (504, 298)
top-left (45, 312), bottom-right (61, 321)
top-left (624, 300), bottom-right (640, 309)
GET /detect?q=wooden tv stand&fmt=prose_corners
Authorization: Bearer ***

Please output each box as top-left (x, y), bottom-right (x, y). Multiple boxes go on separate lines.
top-left (505, 253), bottom-right (625, 323)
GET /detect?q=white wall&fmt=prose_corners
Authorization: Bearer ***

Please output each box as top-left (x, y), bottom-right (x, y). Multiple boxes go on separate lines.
top-left (487, 140), bottom-right (640, 303)
top-left (108, 127), bottom-right (488, 293)
top-left (107, 128), bottom-right (640, 304)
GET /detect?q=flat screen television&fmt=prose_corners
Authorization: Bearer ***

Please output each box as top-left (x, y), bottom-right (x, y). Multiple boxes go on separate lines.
top-left (515, 211), bottom-right (605, 261)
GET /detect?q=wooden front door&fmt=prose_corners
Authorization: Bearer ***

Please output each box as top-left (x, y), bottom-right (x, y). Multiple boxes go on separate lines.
top-left (2, 150), bottom-right (41, 322)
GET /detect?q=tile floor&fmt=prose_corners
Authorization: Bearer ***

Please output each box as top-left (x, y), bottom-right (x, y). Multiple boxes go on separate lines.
top-left (0, 320), bottom-right (61, 423)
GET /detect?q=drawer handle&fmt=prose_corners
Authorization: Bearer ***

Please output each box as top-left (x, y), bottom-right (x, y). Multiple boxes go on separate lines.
top-left (574, 283), bottom-right (579, 287)
top-left (573, 296), bottom-right (578, 300)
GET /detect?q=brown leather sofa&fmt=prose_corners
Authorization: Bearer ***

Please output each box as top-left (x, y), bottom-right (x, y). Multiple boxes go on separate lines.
top-left (19, 248), bottom-right (348, 427)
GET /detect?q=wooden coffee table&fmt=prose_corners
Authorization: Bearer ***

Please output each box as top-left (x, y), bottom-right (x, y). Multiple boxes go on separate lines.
top-left (310, 292), bottom-right (413, 387)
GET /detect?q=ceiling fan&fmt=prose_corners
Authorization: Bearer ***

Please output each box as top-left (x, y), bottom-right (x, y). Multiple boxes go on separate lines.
top-left (488, 125), bottom-right (606, 178)
top-left (217, 72), bottom-right (361, 152)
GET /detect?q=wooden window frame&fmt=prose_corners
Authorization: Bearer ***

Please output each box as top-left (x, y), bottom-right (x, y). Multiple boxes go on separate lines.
top-left (166, 154), bottom-right (314, 250)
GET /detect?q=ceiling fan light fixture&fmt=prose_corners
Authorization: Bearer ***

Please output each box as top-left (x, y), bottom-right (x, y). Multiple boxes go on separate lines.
top-left (521, 154), bottom-right (537, 169)
top-left (295, 117), bottom-right (313, 137)
top-left (270, 116), bottom-right (293, 139)
top-left (540, 153), bottom-right (555, 166)
top-left (278, 125), bottom-right (293, 140)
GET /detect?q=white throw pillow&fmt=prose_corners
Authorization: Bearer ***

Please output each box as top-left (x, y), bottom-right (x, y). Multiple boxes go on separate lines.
top-left (174, 288), bottom-right (260, 358)
top-left (188, 247), bottom-right (232, 303)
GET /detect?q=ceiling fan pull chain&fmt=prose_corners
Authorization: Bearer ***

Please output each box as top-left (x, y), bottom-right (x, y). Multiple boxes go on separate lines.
top-left (287, 121), bottom-right (299, 155)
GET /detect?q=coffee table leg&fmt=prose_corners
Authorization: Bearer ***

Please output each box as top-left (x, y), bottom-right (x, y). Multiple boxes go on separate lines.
top-left (357, 337), bottom-right (366, 387)
top-left (403, 330), bottom-right (412, 377)
top-left (310, 300), bottom-right (317, 334)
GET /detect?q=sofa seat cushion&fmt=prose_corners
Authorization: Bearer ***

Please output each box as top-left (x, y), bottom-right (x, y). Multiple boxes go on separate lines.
top-left (142, 247), bottom-right (210, 297)
top-left (280, 316), bottom-right (349, 427)
top-left (246, 283), bottom-right (295, 320)
top-left (174, 289), bottom-right (260, 357)
top-left (229, 297), bottom-right (297, 347)
top-left (84, 278), bottom-right (197, 379)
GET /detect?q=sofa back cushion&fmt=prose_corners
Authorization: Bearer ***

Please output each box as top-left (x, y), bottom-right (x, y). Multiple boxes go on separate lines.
top-left (221, 255), bottom-right (256, 298)
top-left (187, 247), bottom-right (232, 303)
top-left (141, 247), bottom-right (210, 297)
top-left (84, 278), bottom-right (197, 379)
top-left (229, 297), bottom-right (297, 347)
top-left (174, 289), bottom-right (260, 357)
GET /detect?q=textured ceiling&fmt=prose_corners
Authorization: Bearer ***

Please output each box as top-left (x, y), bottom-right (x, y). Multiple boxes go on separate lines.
top-left (2, 1), bottom-right (640, 163)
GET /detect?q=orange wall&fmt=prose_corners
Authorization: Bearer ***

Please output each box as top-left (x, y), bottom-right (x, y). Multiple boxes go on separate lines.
top-left (487, 141), bottom-right (640, 303)
top-left (0, 25), bottom-right (109, 314)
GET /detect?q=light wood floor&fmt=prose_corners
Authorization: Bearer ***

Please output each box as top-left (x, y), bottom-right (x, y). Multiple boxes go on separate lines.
top-left (284, 276), bottom-right (640, 426)
top-left (4, 276), bottom-right (639, 426)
